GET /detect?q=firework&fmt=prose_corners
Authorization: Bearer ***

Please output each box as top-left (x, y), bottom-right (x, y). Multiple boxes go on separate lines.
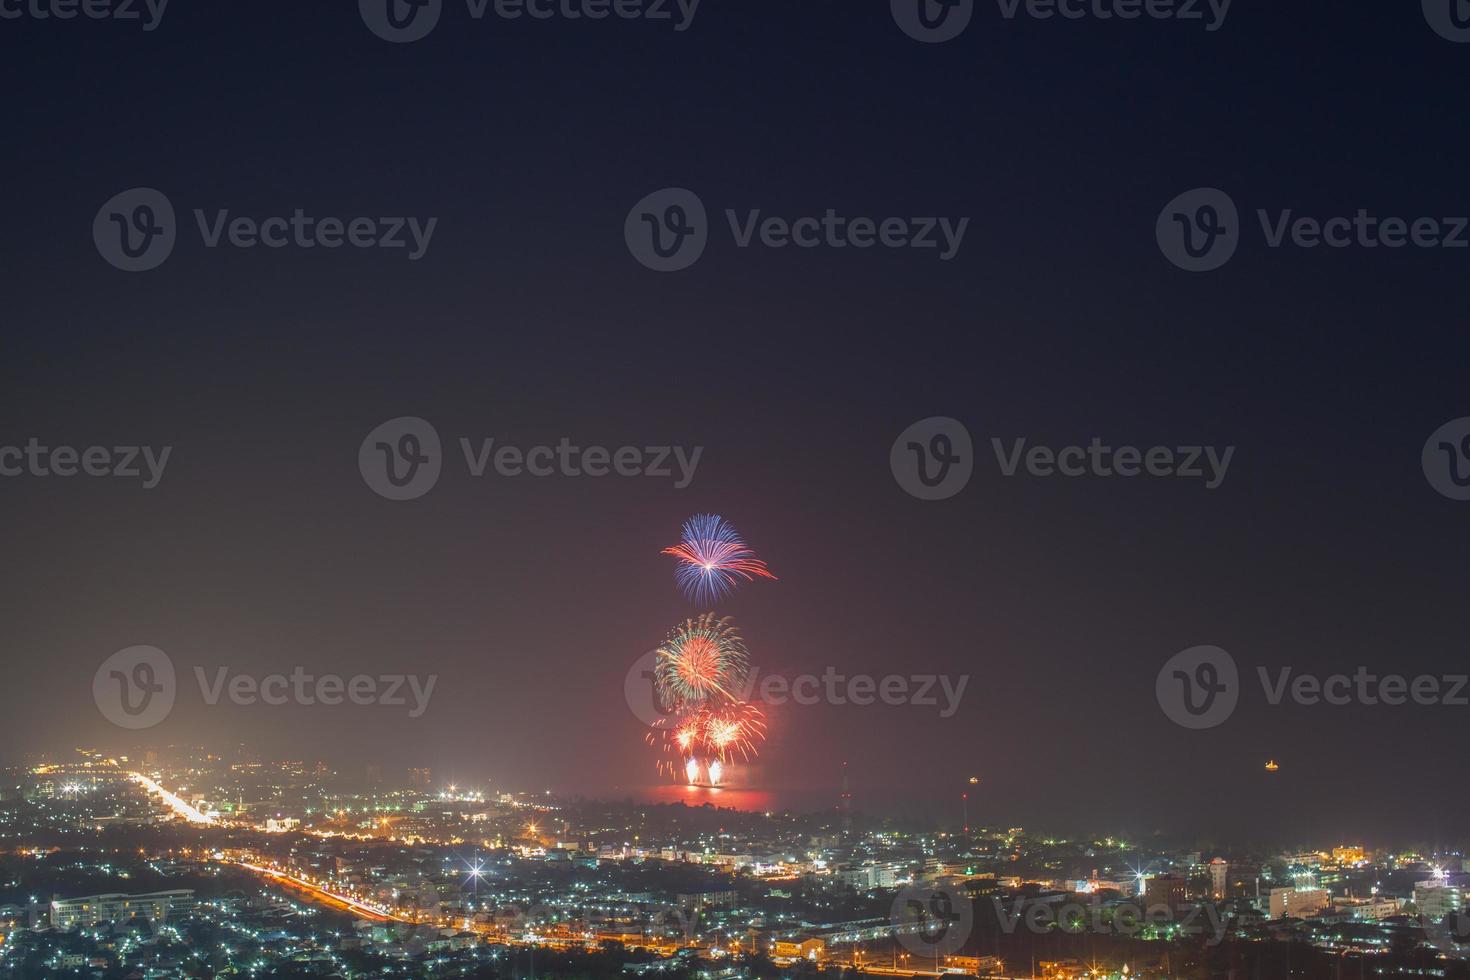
top-left (654, 613), bottom-right (750, 707)
top-left (648, 700), bottom-right (767, 783)
top-left (662, 514), bottom-right (776, 604)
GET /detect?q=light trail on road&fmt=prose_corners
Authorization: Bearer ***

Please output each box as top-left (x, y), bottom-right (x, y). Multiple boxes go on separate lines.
top-left (129, 773), bottom-right (216, 825)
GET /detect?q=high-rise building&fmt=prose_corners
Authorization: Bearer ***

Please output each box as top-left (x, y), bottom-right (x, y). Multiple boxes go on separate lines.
top-left (1415, 880), bottom-right (1466, 922)
top-left (409, 767), bottom-right (432, 787)
top-left (1209, 858), bottom-right (1229, 900)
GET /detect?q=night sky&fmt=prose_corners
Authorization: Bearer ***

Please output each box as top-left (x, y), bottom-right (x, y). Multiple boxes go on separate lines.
top-left (3, 0), bottom-right (1469, 846)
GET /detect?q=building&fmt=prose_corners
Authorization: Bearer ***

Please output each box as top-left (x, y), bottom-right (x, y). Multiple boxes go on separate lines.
top-left (50, 890), bottom-right (195, 930)
top-left (1209, 859), bottom-right (1229, 900)
top-left (1269, 887), bottom-right (1329, 920)
top-left (1143, 875), bottom-right (1188, 911)
top-left (676, 888), bottom-right (738, 910)
top-left (1415, 880), bottom-right (1466, 921)
top-left (838, 862), bottom-right (907, 890)
top-left (1332, 896), bottom-right (1401, 921)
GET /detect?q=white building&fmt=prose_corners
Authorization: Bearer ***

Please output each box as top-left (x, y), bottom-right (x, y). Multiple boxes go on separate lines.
top-left (1270, 887), bottom-right (1329, 920)
top-left (50, 890), bottom-right (194, 930)
top-left (1415, 880), bottom-right (1466, 921)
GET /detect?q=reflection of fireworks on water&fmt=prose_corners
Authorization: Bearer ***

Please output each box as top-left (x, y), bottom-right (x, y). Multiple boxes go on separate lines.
top-left (663, 514), bottom-right (776, 604)
top-left (650, 703), bottom-right (766, 785)
top-left (650, 700), bottom-right (766, 771)
top-left (654, 613), bottom-right (749, 706)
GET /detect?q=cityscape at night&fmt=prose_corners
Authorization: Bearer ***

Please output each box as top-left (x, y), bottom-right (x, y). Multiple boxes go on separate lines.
top-left (0, 748), bottom-right (1466, 978)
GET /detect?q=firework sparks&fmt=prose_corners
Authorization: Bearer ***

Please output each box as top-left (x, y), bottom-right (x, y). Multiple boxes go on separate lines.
top-left (662, 514), bottom-right (776, 604)
top-left (648, 700), bottom-right (766, 782)
top-left (654, 613), bottom-right (750, 706)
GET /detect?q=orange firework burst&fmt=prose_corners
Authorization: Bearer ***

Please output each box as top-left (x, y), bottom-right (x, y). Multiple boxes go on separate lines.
top-left (648, 701), bottom-right (766, 778)
top-left (654, 613), bottom-right (749, 706)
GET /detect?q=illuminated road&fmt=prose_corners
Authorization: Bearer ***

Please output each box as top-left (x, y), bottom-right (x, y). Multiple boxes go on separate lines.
top-left (129, 773), bottom-right (216, 825)
top-left (231, 861), bottom-right (407, 922)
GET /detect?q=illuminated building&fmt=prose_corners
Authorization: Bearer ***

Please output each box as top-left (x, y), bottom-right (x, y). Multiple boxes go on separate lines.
top-left (1209, 858), bottom-right (1229, 899)
top-left (50, 890), bottom-right (195, 930)
top-left (1143, 875), bottom-right (1187, 912)
top-left (1269, 886), bottom-right (1329, 920)
top-left (1415, 878), bottom-right (1466, 921)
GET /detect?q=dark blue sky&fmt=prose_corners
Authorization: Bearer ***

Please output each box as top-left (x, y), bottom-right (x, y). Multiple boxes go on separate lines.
top-left (2, 0), bottom-right (1469, 846)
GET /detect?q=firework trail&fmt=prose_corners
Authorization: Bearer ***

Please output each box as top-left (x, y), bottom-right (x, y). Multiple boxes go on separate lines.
top-left (662, 514), bottom-right (776, 604)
